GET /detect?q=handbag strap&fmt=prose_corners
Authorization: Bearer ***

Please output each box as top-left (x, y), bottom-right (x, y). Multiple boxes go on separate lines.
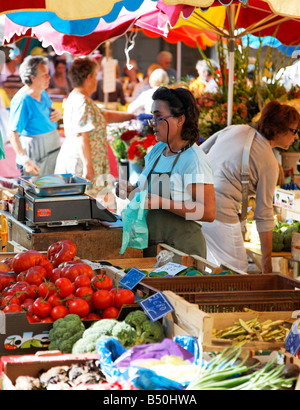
top-left (240, 127), bottom-right (256, 222)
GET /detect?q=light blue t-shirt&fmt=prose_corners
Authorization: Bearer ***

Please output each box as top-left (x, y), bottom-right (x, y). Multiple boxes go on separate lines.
top-left (138, 142), bottom-right (214, 202)
top-left (9, 86), bottom-right (57, 136)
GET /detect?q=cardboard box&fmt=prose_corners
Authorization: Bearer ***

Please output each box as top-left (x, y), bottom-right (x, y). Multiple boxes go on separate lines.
top-left (0, 265), bottom-right (155, 357)
top-left (0, 352), bottom-right (98, 390)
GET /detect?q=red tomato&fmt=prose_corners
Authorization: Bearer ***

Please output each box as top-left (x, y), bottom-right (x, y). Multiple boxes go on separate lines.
top-left (40, 317), bottom-right (53, 323)
top-left (49, 268), bottom-right (62, 283)
top-left (87, 313), bottom-right (101, 320)
top-left (32, 297), bottom-right (52, 319)
top-left (25, 284), bottom-right (39, 300)
top-left (91, 274), bottom-right (113, 291)
top-left (92, 290), bottom-right (113, 310)
top-left (21, 298), bottom-right (35, 309)
top-left (47, 294), bottom-right (63, 307)
top-left (74, 275), bottom-right (91, 289)
top-left (55, 278), bottom-right (73, 298)
top-left (102, 306), bottom-right (120, 319)
top-left (68, 298), bottom-right (90, 318)
top-left (114, 289), bottom-right (135, 309)
top-left (51, 305), bottom-right (69, 321)
top-left (0, 273), bottom-right (16, 290)
top-left (75, 287), bottom-right (93, 303)
top-left (27, 313), bottom-right (41, 323)
top-left (24, 266), bottom-right (47, 286)
top-left (1, 295), bottom-right (21, 307)
top-left (38, 282), bottom-right (56, 299)
top-left (3, 304), bottom-right (22, 313)
top-left (61, 263), bottom-right (94, 282)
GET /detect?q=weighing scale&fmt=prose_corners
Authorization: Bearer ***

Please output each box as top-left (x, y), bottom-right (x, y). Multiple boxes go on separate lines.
top-left (12, 174), bottom-right (118, 232)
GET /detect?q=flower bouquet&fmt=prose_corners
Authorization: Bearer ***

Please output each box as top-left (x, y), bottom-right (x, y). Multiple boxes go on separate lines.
top-left (127, 134), bottom-right (157, 167)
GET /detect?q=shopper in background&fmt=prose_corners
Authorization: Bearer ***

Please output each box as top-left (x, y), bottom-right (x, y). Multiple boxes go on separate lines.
top-left (157, 51), bottom-right (177, 83)
top-left (8, 55), bottom-right (61, 176)
top-left (122, 59), bottom-right (141, 101)
top-left (201, 101), bottom-right (300, 274)
top-left (191, 59), bottom-right (218, 94)
top-left (132, 63), bottom-right (162, 100)
top-left (55, 57), bottom-right (135, 196)
top-left (117, 86), bottom-right (216, 257)
top-left (127, 68), bottom-right (169, 115)
top-left (48, 58), bottom-right (72, 96)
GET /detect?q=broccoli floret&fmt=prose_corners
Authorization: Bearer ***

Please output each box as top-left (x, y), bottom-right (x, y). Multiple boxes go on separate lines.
top-left (124, 311), bottom-right (149, 337)
top-left (90, 319), bottom-right (118, 333)
top-left (138, 320), bottom-right (165, 345)
top-left (48, 314), bottom-right (85, 353)
top-left (72, 319), bottom-right (119, 354)
top-left (111, 322), bottom-right (137, 349)
top-left (272, 231), bottom-right (284, 252)
top-left (72, 335), bottom-right (98, 354)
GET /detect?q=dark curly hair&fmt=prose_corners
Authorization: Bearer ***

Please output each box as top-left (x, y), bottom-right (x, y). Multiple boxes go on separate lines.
top-left (152, 87), bottom-right (200, 143)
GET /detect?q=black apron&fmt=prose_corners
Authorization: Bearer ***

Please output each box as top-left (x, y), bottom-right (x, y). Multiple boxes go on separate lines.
top-left (144, 143), bottom-right (207, 258)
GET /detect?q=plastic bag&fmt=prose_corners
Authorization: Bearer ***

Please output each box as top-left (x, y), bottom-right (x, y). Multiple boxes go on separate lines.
top-left (120, 190), bottom-right (148, 254)
top-left (97, 335), bottom-right (200, 390)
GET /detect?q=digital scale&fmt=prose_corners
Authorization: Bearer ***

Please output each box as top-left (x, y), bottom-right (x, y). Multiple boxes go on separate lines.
top-left (12, 174), bottom-right (118, 232)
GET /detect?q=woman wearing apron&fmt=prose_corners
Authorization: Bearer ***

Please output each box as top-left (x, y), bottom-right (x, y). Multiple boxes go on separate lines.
top-left (8, 55), bottom-right (61, 177)
top-left (117, 87), bottom-right (216, 257)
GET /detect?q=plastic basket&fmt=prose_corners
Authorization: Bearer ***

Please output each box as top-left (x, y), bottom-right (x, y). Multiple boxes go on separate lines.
top-left (141, 274), bottom-right (300, 313)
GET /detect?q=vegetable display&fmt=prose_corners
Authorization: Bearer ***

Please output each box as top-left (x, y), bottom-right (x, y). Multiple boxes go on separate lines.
top-left (48, 314), bottom-right (85, 353)
top-left (213, 318), bottom-right (292, 343)
top-left (0, 241), bottom-right (135, 323)
top-left (187, 346), bottom-right (299, 391)
top-left (72, 311), bottom-right (165, 354)
top-left (272, 220), bottom-right (300, 252)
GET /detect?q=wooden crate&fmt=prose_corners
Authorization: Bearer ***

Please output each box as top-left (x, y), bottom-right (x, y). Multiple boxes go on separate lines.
top-left (203, 311), bottom-right (294, 352)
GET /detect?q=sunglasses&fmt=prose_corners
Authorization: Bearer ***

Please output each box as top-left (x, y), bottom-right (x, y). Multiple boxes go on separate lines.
top-left (147, 115), bottom-right (173, 127)
top-left (289, 128), bottom-right (299, 135)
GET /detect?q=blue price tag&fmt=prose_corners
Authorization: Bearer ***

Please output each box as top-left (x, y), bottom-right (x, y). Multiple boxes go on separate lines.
top-left (285, 321), bottom-right (300, 356)
top-left (139, 292), bottom-right (174, 322)
top-left (118, 267), bottom-right (147, 290)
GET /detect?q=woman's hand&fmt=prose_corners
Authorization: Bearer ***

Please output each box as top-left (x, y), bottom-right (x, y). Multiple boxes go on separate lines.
top-left (24, 159), bottom-right (40, 175)
top-left (82, 165), bottom-right (95, 182)
top-left (115, 181), bottom-right (135, 200)
top-left (50, 109), bottom-right (61, 123)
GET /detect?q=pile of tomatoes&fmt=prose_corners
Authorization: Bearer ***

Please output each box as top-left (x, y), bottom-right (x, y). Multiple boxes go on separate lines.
top-left (0, 241), bottom-right (135, 323)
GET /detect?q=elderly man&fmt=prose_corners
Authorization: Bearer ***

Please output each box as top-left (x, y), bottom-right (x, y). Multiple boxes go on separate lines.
top-left (157, 51), bottom-right (177, 83)
top-left (8, 55), bottom-right (61, 176)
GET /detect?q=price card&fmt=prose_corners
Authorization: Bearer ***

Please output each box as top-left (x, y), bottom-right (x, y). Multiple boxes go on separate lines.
top-left (151, 262), bottom-right (187, 277)
top-left (118, 267), bottom-right (147, 290)
top-left (285, 320), bottom-right (300, 356)
top-left (139, 292), bottom-right (174, 322)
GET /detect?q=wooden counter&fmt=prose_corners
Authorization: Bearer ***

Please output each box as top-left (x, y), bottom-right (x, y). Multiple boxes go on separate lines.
top-left (6, 215), bottom-right (142, 260)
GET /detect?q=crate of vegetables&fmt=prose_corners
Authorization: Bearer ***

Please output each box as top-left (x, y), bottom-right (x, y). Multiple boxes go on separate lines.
top-left (202, 311), bottom-right (297, 353)
top-left (141, 274), bottom-right (300, 313)
top-left (0, 240), bottom-right (155, 356)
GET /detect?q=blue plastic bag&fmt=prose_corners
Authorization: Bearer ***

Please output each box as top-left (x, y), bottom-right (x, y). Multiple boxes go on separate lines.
top-left (120, 190), bottom-right (148, 254)
top-left (97, 335), bottom-right (200, 390)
